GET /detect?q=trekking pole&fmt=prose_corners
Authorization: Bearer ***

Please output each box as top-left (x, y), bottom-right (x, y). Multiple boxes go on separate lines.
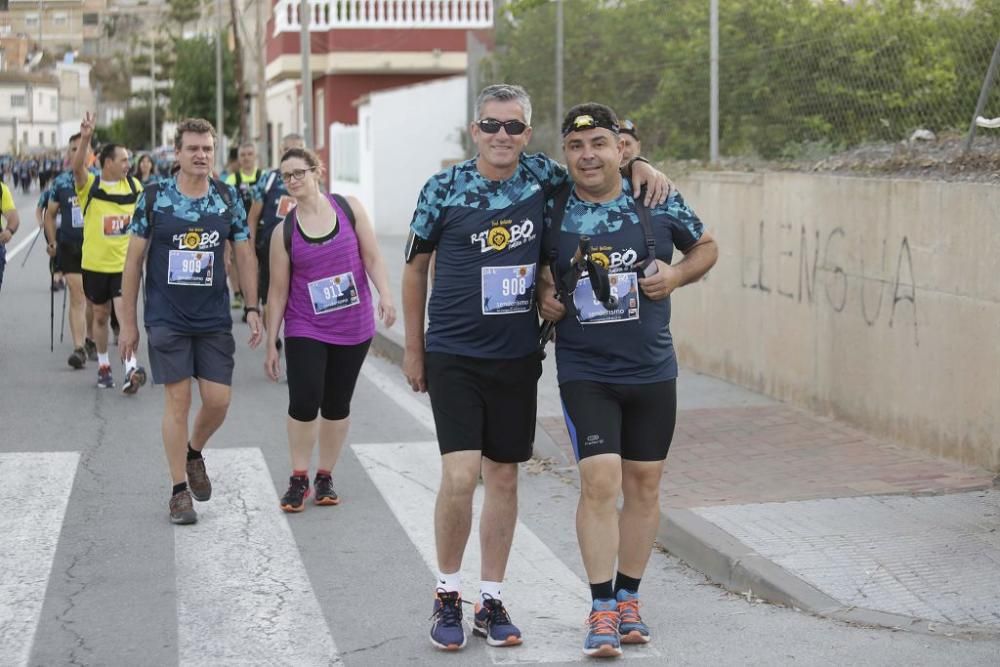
top-left (59, 285), bottom-right (67, 343)
top-left (49, 267), bottom-right (55, 352)
top-left (20, 228), bottom-right (40, 267)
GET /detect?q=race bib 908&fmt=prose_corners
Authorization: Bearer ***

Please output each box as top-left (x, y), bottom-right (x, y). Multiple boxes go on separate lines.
top-left (481, 264), bottom-right (536, 315)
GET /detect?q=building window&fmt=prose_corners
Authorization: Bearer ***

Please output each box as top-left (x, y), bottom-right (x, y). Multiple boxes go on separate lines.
top-left (51, 131), bottom-right (56, 145)
top-left (25, 14), bottom-right (39, 27)
top-left (50, 96), bottom-right (56, 111)
top-left (53, 12), bottom-right (68, 26)
top-left (22, 130), bottom-right (28, 146)
top-left (83, 13), bottom-right (99, 26)
top-left (315, 89), bottom-right (325, 149)
top-left (39, 131), bottom-right (44, 146)
top-left (11, 94), bottom-right (25, 107)
top-left (82, 38), bottom-right (98, 55)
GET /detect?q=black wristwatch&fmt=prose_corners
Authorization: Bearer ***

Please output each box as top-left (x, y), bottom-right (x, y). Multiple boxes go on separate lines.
top-left (243, 306), bottom-right (261, 316)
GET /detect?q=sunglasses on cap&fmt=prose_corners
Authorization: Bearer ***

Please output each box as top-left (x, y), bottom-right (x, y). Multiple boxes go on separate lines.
top-left (620, 119), bottom-right (638, 138)
top-left (477, 118), bottom-right (529, 136)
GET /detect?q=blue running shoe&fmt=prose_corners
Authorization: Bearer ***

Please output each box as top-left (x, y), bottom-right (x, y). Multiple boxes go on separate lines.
top-left (430, 590), bottom-right (466, 650)
top-left (473, 595), bottom-right (522, 646)
top-left (96, 365), bottom-right (114, 389)
top-left (616, 589), bottom-right (651, 644)
top-left (583, 599), bottom-right (621, 658)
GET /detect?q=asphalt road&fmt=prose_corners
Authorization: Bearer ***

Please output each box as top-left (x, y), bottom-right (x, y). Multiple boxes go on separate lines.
top-left (1, 186), bottom-right (997, 666)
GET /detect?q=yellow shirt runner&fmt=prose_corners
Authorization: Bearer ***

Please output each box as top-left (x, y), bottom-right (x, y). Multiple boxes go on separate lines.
top-left (78, 172), bottom-right (143, 274)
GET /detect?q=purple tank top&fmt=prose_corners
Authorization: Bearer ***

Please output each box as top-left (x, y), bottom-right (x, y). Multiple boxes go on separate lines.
top-left (284, 194), bottom-right (375, 345)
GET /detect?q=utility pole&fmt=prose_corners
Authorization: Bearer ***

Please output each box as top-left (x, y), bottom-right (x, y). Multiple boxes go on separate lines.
top-left (150, 31), bottom-right (156, 150)
top-left (215, 0), bottom-right (225, 171)
top-left (257, 0), bottom-right (269, 164)
top-left (300, 0), bottom-right (313, 149)
top-left (229, 0), bottom-right (248, 142)
top-left (554, 0), bottom-right (563, 149)
top-left (709, 0), bottom-right (719, 164)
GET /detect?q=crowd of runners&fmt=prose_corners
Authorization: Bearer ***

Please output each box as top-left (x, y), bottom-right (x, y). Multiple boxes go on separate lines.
top-left (0, 84), bottom-right (717, 659)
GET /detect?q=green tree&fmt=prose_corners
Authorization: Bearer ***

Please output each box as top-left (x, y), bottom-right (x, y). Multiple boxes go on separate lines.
top-left (170, 36), bottom-right (239, 137)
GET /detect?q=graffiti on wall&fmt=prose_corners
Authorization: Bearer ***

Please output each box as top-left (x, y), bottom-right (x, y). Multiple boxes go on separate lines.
top-left (741, 220), bottom-right (919, 345)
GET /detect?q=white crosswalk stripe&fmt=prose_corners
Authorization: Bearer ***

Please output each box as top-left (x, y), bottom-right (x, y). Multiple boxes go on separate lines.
top-left (174, 447), bottom-right (341, 666)
top-left (0, 452), bottom-right (80, 667)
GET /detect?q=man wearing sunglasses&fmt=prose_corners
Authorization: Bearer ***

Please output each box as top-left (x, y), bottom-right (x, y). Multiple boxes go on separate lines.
top-left (619, 119), bottom-right (642, 165)
top-left (538, 103), bottom-right (717, 656)
top-left (402, 83), bottom-right (672, 651)
top-left (118, 118), bottom-right (261, 525)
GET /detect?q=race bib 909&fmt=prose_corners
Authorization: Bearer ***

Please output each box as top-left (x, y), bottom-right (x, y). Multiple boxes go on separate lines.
top-left (167, 250), bottom-right (214, 286)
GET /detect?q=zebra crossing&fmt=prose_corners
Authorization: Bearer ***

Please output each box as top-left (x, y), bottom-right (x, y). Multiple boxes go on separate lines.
top-left (0, 360), bottom-right (664, 666)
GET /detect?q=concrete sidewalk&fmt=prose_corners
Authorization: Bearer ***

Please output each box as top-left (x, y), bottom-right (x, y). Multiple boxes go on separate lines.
top-left (371, 233), bottom-right (999, 639)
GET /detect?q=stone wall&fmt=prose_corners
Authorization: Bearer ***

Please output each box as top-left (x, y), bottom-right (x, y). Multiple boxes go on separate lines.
top-left (671, 171), bottom-right (1000, 471)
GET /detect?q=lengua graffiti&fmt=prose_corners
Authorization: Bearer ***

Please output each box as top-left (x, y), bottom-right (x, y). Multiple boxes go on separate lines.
top-left (741, 220), bottom-right (919, 345)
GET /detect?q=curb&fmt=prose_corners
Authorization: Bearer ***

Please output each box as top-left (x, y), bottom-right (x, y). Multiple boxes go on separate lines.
top-left (658, 508), bottom-right (1000, 640)
top-left (372, 329), bottom-right (998, 640)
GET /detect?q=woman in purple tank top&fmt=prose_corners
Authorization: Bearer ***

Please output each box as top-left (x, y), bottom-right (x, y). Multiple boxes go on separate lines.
top-left (263, 148), bottom-right (396, 512)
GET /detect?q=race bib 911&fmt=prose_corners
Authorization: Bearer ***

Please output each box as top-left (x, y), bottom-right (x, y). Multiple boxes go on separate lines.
top-left (481, 264), bottom-right (536, 315)
top-left (308, 271), bottom-right (360, 315)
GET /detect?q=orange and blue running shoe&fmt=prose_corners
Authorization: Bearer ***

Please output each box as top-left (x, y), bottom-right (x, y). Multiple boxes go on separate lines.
top-left (430, 590), bottom-right (466, 650)
top-left (616, 589), bottom-right (650, 644)
top-left (473, 595), bottom-right (522, 646)
top-left (583, 599), bottom-right (621, 658)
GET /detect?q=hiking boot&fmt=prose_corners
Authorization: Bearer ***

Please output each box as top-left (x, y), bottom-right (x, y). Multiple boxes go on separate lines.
top-left (169, 490), bottom-right (198, 525)
top-left (84, 338), bottom-right (97, 361)
top-left (616, 589), bottom-right (650, 644)
top-left (280, 475), bottom-right (310, 512)
top-left (186, 455), bottom-right (212, 502)
top-left (122, 366), bottom-right (147, 395)
top-left (430, 590), bottom-right (466, 650)
top-left (68, 347), bottom-right (87, 369)
top-left (314, 474), bottom-right (340, 505)
top-left (96, 365), bottom-right (114, 389)
top-left (473, 595), bottom-right (522, 646)
top-left (583, 599), bottom-right (621, 658)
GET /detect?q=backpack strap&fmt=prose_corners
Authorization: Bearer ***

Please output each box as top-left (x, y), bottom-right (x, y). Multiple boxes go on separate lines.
top-left (143, 182), bottom-right (159, 235)
top-left (283, 208), bottom-right (295, 255)
top-left (210, 178), bottom-right (233, 208)
top-left (283, 193), bottom-right (356, 256)
top-left (83, 176), bottom-right (141, 217)
top-left (263, 170), bottom-right (277, 195)
top-left (331, 193), bottom-right (355, 229)
top-left (542, 182), bottom-right (573, 271)
top-left (634, 185), bottom-right (656, 261)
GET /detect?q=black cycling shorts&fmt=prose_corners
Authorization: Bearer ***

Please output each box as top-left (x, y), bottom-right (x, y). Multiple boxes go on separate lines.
top-left (425, 351), bottom-right (542, 464)
top-left (82, 270), bottom-right (122, 305)
top-left (559, 379), bottom-right (677, 462)
top-left (284, 336), bottom-right (371, 421)
top-left (57, 240), bottom-right (83, 274)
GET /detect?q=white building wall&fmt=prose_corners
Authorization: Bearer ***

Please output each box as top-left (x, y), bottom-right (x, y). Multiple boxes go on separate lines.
top-left (266, 79), bottom-right (300, 166)
top-left (0, 82), bottom-right (61, 153)
top-left (331, 75), bottom-right (466, 235)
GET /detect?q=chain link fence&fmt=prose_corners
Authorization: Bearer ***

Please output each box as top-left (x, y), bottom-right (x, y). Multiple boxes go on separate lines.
top-left (487, 0), bottom-right (1000, 173)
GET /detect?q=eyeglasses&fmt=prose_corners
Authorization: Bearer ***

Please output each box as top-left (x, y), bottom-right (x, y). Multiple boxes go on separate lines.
top-left (477, 118), bottom-right (528, 136)
top-left (280, 167), bottom-right (315, 182)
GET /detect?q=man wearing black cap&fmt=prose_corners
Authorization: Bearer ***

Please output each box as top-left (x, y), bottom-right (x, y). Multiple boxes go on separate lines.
top-left (619, 119), bottom-right (642, 165)
top-left (539, 102), bottom-right (717, 657)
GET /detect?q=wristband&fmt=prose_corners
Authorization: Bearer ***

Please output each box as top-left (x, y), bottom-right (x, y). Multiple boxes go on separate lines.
top-left (625, 156), bottom-right (650, 175)
top-left (243, 306), bottom-right (261, 316)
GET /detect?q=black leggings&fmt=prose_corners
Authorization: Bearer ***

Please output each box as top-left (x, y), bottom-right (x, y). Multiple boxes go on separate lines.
top-left (284, 336), bottom-right (371, 422)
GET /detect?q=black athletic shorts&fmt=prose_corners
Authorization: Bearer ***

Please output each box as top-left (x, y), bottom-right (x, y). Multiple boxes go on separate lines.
top-left (256, 246), bottom-right (270, 305)
top-left (57, 240), bottom-right (83, 274)
top-left (146, 326), bottom-right (236, 386)
top-left (559, 379), bottom-right (677, 462)
top-left (425, 351), bottom-right (543, 464)
top-left (82, 269), bottom-right (122, 304)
